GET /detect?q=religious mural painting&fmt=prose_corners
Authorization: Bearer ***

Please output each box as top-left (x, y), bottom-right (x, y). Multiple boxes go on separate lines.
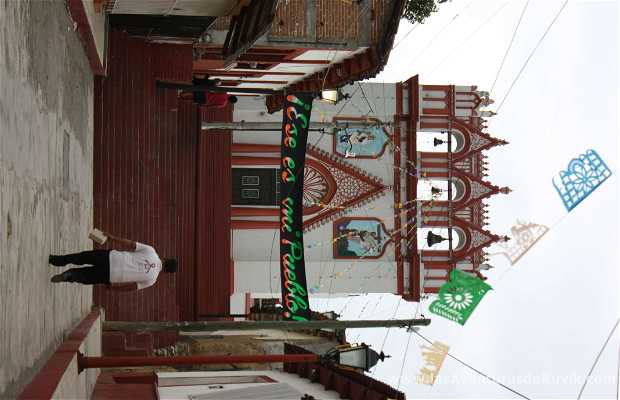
top-left (333, 117), bottom-right (391, 158)
top-left (333, 217), bottom-right (391, 259)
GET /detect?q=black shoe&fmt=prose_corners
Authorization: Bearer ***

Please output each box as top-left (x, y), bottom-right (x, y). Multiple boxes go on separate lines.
top-left (51, 271), bottom-right (71, 283)
top-left (49, 255), bottom-right (65, 267)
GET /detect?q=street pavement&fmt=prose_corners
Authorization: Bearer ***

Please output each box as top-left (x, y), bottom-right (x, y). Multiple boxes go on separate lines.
top-left (0, 1), bottom-right (94, 397)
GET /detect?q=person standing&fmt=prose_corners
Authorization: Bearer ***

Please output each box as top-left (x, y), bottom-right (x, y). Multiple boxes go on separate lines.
top-left (157, 75), bottom-right (238, 108)
top-left (180, 90), bottom-right (237, 108)
top-left (48, 232), bottom-right (177, 291)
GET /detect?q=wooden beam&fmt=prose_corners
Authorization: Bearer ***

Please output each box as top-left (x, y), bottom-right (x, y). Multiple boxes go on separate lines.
top-left (225, 79), bottom-right (289, 84)
top-left (237, 54), bottom-right (330, 64)
top-left (201, 70), bottom-right (305, 77)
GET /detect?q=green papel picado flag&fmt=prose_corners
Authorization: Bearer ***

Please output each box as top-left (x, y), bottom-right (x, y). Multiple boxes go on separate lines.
top-left (429, 269), bottom-right (492, 326)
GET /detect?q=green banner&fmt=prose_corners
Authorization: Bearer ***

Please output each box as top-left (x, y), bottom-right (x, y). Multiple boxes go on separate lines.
top-left (429, 270), bottom-right (492, 326)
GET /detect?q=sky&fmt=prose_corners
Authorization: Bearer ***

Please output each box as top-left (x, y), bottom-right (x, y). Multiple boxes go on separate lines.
top-left (311, 0), bottom-right (619, 398)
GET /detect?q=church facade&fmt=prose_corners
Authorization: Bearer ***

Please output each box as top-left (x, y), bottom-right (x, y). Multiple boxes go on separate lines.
top-left (226, 75), bottom-right (511, 313)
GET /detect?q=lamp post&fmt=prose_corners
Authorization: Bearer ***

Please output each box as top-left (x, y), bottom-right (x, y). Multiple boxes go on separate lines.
top-left (78, 343), bottom-right (388, 373)
top-left (325, 343), bottom-right (389, 372)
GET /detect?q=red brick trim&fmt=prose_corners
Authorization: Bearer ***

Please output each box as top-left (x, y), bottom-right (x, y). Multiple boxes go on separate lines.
top-left (19, 308), bottom-right (102, 400)
top-left (230, 259), bottom-right (235, 298)
top-left (394, 83), bottom-right (404, 295)
top-left (66, 0), bottom-right (106, 76)
top-left (405, 75), bottom-right (420, 302)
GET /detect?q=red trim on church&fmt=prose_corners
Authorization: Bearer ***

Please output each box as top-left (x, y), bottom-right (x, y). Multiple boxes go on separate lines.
top-left (394, 84), bottom-right (404, 295)
top-left (402, 75), bottom-right (420, 301)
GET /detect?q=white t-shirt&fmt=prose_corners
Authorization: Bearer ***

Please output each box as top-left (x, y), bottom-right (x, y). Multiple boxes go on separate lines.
top-left (109, 243), bottom-right (162, 290)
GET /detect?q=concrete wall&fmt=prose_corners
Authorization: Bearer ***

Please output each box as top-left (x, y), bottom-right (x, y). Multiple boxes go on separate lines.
top-left (156, 370), bottom-right (341, 400)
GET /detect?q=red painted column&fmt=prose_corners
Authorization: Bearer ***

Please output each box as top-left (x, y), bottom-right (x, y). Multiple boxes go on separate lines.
top-left (232, 207), bottom-right (279, 217)
top-left (424, 262), bottom-right (451, 273)
top-left (420, 161), bottom-right (449, 169)
top-left (79, 353), bottom-right (320, 370)
top-left (420, 120), bottom-right (449, 130)
top-left (423, 171), bottom-right (449, 179)
top-left (232, 143), bottom-right (280, 153)
top-left (419, 151), bottom-right (448, 159)
top-left (424, 220), bottom-right (448, 227)
top-left (424, 211), bottom-right (449, 217)
top-left (421, 250), bottom-right (450, 257)
top-left (232, 156), bottom-right (279, 166)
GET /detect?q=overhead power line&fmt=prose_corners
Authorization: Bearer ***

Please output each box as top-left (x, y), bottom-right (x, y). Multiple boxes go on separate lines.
top-left (489, 0), bottom-right (531, 96)
top-left (401, 0), bottom-right (477, 67)
top-left (495, 0), bottom-right (569, 112)
top-left (427, 1), bottom-right (511, 78)
top-left (392, 24), bottom-right (419, 50)
top-left (397, 327), bottom-right (414, 389)
top-left (577, 318), bottom-right (620, 400)
top-left (413, 331), bottom-right (531, 399)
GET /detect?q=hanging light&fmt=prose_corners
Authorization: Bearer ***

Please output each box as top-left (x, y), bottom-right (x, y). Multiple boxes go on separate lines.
top-left (324, 343), bottom-right (388, 371)
top-left (427, 231), bottom-right (447, 247)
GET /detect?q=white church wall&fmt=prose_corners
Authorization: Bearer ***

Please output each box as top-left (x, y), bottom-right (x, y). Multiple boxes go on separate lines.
top-left (234, 259), bottom-right (397, 295)
top-left (231, 83), bottom-right (401, 296)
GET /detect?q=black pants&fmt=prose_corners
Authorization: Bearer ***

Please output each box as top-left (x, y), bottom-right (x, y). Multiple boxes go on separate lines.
top-left (156, 76), bottom-right (218, 92)
top-left (55, 250), bottom-right (111, 285)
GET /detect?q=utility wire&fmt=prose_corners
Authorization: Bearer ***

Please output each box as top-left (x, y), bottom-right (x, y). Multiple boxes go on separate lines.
top-left (577, 318), bottom-right (620, 399)
top-left (405, 0), bottom-right (477, 68)
top-left (496, 0), bottom-right (569, 112)
top-left (397, 327), bottom-right (414, 390)
top-left (392, 24), bottom-right (419, 50)
top-left (427, 1), bottom-right (511, 79)
top-left (413, 331), bottom-right (531, 400)
top-left (489, 0), bottom-right (531, 96)
top-left (616, 340), bottom-right (619, 400)
top-left (358, 82), bottom-right (375, 115)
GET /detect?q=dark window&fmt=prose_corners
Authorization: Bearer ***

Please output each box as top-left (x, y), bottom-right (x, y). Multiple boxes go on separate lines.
top-left (241, 188), bottom-right (260, 199)
top-left (232, 168), bottom-right (279, 206)
top-left (241, 176), bottom-right (260, 185)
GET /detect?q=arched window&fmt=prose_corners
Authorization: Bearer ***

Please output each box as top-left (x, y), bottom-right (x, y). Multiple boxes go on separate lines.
top-left (301, 159), bottom-right (337, 215)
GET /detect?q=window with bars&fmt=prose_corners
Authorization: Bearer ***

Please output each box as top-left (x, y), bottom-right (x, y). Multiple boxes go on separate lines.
top-left (241, 188), bottom-right (260, 199)
top-left (241, 175), bottom-right (260, 185)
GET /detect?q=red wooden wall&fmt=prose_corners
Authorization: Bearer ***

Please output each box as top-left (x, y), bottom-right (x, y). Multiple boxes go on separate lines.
top-left (93, 30), bottom-right (232, 338)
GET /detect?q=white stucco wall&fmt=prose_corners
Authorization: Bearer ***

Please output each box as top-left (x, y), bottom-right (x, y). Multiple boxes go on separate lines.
top-left (157, 370), bottom-right (341, 400)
